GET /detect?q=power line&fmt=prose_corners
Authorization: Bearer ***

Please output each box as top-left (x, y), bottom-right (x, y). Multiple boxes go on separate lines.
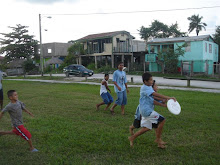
top-left (44, 6), bottom-right (220, 16)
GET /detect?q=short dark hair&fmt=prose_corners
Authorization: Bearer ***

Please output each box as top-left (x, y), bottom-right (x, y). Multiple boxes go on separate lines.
top-left (104, 73), bottom-right (109, 77)
top-left (142, 72), bottom-right (152, 82)
top-left (117, 62), bottom-right (124, 66)
top-left (7, 90), bottom-right (16, 98)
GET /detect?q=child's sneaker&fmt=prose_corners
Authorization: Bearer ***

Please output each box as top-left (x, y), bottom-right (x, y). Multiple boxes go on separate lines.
top-left (31, 148), bottom-right (39, 152)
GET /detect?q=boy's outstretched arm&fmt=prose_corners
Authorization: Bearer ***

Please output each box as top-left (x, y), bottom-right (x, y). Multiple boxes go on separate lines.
top-left (153, 92), bottom-right (176, 101)
top-left (23, 109), bottom-right (34, 117)
top-left (0, 112), bottom-right (4, 120)
top-left (154, 100), bottom-right (167, 107)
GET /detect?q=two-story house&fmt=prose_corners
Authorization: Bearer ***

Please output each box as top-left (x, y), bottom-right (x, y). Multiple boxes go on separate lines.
top-left (76, 31), bottom-right (135, 68)
top-left (146, 35), bottom-right (219, 75)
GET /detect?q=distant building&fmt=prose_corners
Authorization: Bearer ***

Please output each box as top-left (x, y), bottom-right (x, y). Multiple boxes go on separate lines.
top-left (76, 31), bottom-right (146, 70)
top-left (76, 31), bottom-right (135, 69)
top-left (146, 35), bottom-right (219, 74)
top-left (37, 42), bottom-right (73, 66)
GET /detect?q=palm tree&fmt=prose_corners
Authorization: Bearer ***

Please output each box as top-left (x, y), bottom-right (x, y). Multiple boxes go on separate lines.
top-left (187, 14), bottom-right (207, 36)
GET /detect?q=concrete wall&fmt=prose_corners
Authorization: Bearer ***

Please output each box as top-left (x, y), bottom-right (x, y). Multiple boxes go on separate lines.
top-left (39, 43), bottom-right (73, 57)
top-left (112, 33), bottom-right (132, 48)
top-left (132, 40), bottom-right (146, 52)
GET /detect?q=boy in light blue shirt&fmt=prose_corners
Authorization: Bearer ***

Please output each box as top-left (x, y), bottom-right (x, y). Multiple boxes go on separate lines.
top-left (129, 80), bottom-right (166, 135)
top-left (110, 62), bottom-right (129, 115)
top-left (128, 72), bottom-right (176, 149)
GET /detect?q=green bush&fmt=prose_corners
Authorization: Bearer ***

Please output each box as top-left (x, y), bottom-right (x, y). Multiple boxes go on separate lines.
top-left (87, 63), bottom-right (96, 70)
top-left (97, 65), bottom-right (114, 73)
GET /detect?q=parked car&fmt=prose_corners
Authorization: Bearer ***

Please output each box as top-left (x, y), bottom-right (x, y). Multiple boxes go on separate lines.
top-left (63, 64), bottom-right (94, 77)
top-left (0, 70), bottom-right (7, 77)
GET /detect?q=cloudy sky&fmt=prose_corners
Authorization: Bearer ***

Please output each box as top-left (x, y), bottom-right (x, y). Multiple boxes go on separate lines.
top-left (0, 0), bottom-right (220, 44)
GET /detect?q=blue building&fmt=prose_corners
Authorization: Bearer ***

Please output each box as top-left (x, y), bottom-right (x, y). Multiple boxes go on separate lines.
top-left (146, 35), bottom-right (219, 75)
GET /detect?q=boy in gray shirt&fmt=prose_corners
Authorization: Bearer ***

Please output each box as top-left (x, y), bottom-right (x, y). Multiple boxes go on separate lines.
top-left (0, 90), bottom-right (38, 152)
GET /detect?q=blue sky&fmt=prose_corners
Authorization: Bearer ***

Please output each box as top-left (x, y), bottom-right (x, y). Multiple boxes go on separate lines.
top-left (0, 0), bottom-right (220, 43)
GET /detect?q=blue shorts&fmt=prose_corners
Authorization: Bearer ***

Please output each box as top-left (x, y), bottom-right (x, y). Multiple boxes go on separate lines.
top-left (101, 92), bottom-right (113, 104)
top-left (115, 90), bottom-right (127, 105)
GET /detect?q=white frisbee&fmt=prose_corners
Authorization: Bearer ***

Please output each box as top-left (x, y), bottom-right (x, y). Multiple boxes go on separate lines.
top-left (167, 99), bottom-right (181, 115)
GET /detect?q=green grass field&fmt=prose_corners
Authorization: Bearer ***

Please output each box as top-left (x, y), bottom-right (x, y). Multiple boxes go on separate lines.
top-left (0, 81), bottom-right (219, 165)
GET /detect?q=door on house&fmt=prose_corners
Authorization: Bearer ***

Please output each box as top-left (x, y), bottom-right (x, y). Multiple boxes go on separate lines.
top-left (183, 62), bottom-right (190, 75)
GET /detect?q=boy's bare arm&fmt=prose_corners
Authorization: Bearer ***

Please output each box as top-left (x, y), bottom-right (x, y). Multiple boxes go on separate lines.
top-left (113, 81), bottom-right (121, 91)
top-left (153, 92), bottom-right (176, 101)
top-left (154, 100), bottom-right (167, 107)
top-left (0, 112), bottom-right (3, 120)
top-left (154, 96), bottom-right (167, 103)
top-left (125, 83), bottom-right (129, 93)
top-left (23, 109), bottom-right (34, 117)
top-left (103, 81), bottom-right (111, 93)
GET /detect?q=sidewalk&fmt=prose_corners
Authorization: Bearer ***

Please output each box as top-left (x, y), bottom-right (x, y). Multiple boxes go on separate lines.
top-left (5, 79), bottom-right (220, 93)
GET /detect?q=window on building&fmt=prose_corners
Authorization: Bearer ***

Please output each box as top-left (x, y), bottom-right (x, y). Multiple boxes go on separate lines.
top-left (215, 47), bottom-right (217, 55)
top-left (205, 43), bottom-right (207, 52)
top-left (209, 44), bottom-right (212, 53)
top-left (185, 42), bottom-right (191, 52)
top-left (48, 49), bottom-right (52, 53)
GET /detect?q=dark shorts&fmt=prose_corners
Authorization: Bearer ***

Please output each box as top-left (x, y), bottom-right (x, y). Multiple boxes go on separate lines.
top-left (13, 125), bottom-right (32, 141)
top-left (0, 89), bottom-right (3, 100)
top-left (152, 116), bottom-right (165, 128)
top-left (133, 119), bottom-right (141, 128)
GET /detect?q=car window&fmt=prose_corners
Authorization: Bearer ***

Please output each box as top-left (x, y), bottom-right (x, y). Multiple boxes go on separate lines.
top-left (69, 66), bottom-right (74, 70)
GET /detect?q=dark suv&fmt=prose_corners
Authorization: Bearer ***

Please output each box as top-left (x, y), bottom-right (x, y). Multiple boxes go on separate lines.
top-left (63, 64), bottom-right (94, 77)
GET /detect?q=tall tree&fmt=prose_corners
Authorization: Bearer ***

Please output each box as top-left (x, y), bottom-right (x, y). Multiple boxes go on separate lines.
top-left (158, 44), bottom-right (186, 73)
top-left (187, 14), bottom-right (207, 36)
top-left (139, 20), bottom-right (186, 41)
top-left (59, 42), bottom-right (84, 69)
top-left (0, 24), bottom-right (38, 61)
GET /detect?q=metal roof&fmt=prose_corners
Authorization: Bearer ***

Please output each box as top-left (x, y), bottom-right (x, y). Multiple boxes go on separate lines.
top-left (76, 31), bottom-right (135, 41)
top-left (147, 35), bottom-right (212, 44)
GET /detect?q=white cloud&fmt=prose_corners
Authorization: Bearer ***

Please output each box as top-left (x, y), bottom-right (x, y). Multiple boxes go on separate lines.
top-left (0, 0), bottom-right (220, 43)
top-left (15, 0), bottom-right (78, 4)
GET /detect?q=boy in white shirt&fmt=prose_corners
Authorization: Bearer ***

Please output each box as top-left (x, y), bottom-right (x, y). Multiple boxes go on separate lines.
top-left (96, 74), bottom-right (113, 111)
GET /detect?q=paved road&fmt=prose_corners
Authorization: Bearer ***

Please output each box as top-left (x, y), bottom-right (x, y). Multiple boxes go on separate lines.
top-left (5, 78), bottom-right (220, 93)
top-left (38, 73), bottom-right (220, 89)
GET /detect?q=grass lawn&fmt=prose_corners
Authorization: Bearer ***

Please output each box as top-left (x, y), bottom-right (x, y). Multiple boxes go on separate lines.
top-left (0, 81), bottom-right (219, 165)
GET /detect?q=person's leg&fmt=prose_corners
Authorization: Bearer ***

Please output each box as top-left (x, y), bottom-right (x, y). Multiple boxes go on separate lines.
top-left (104, 92), bottom-right (113, 110)
top-left (97, 93), bottom-right (108, 110)
top-left (110, 104), bottom-right (117, 115)
top-left (96, 102), bottom-right (105, 110)
top-left (121, 105), bottom-right (125, 115)
top-left (27, 139), bottom-right (35, 151)
top-left (0, 131), bottom-right (16, 136)
top-left (110, 92), bottom-right (122, 115)
top-left (128, 127), bottom-right (150, 147)
top-left (121, 90), bottom-right (127, 115)
top-left (0, 100), bottom-right (3, 110)
top-left (129, 125), bottom-right (135, 135)
top-left (154, 119), bottom-right (166, 148)
top-left (104, 103), bottom-right (111, 111)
